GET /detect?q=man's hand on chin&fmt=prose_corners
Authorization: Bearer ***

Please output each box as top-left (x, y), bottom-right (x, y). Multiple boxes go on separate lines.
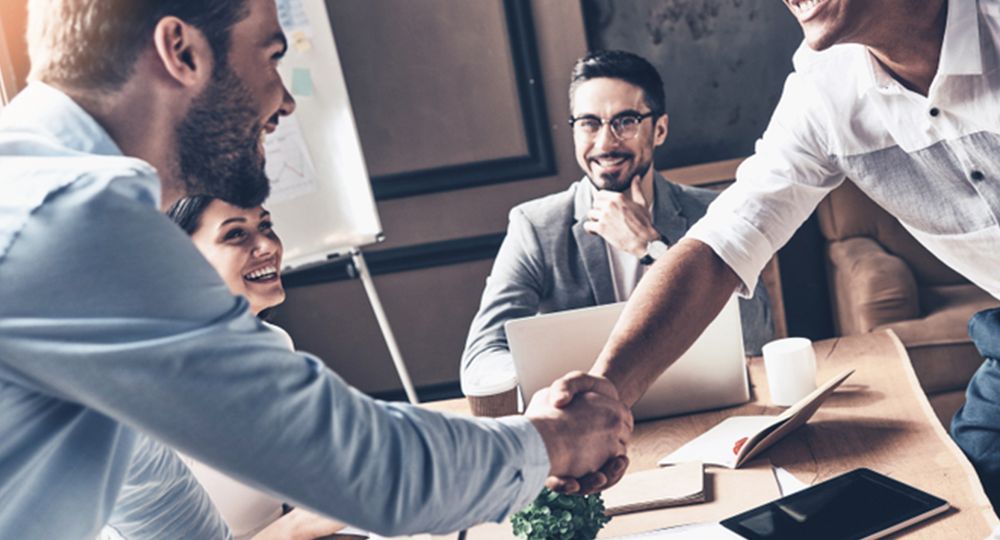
top-left (524, 372), bottom-right (634, 495)
top-left (584, 175), bottom-right (659, 257)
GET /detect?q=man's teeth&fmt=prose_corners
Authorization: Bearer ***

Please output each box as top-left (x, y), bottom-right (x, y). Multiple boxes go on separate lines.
top-left (792, 0), bottom-right (821, 14)
top-left (596, 157), bottom-right (627, 167)
top-left (244, 266), bottom-right (278, 281)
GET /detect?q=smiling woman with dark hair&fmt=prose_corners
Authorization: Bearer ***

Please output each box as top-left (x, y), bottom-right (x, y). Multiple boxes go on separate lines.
top-left (159, 195), bottom-right (345, 539)
top-left (102, 196), bottom-right (346, 539)
top-left (167, 196), bottom-right (286, 316)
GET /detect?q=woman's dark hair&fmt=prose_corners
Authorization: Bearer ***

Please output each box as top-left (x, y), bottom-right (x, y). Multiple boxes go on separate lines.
top-left (166, 195), bottom-right (215, 235)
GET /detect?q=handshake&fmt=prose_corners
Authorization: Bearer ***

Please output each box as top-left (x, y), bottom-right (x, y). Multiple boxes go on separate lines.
top-left (524, 371), bottom-right (634, 495)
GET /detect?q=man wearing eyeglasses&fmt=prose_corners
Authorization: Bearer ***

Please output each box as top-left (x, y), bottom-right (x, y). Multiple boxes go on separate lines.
top-left (461, 50), bottom-right (773, 397)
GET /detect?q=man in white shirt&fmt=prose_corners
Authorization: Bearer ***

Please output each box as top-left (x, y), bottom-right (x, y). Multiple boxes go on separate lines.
top-left (579, 0), bottom-right (1000, 506)
top-left (461, 50), bottom-right (774, 397)
top-left (0, 0), bottom-right (632, 536)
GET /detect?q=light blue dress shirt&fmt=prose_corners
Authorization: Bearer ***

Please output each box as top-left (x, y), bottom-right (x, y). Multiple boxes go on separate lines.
top-left (0, 82), bottom-right (549, 539)
top-left (101, 434), bottom-right (230, 539)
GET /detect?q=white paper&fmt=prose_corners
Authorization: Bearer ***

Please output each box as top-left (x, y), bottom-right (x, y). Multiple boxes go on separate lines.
top-left (264, 114), bottom-right (319, 204)
top-left (658, 416), bottom-right (777, 468)
top-left (607, 522), bottom-right (743, 539)
top-left (275, 0), bottom-right (310, 30)
top-left (773, 466), bottom-right (809, 496)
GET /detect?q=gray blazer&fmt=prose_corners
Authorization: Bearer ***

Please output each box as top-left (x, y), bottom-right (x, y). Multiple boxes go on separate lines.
top-left (460, 174), bottom-right (774, 386)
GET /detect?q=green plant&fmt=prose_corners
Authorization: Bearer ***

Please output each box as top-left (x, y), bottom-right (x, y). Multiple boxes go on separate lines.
top-left (510, 488), bottom-right (611, 540)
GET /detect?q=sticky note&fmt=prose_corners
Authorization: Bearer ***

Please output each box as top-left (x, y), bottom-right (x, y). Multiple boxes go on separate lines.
top-left (291, 68), bottom-right (313, 97)
top-left (291, 30), bottom-right (312, 53)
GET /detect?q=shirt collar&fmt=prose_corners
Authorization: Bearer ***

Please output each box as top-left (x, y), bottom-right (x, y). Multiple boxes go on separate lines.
top-left (937, 0), bottom-right (982, 76)
top-left (0, 81), bottom-right (124, 157)
top-left (856, 45), bottom-right (891, 98)
top-left (855, 0), bottom-right (982, 98)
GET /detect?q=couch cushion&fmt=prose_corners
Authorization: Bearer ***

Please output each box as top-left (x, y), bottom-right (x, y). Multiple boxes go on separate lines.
top-left (928, 390), bottom-right (968, 431)
top-left (876, 284), bottom-right (1000, 394)
top-left (900, 341), bottom-right (986, 395)
top-left (817, 181), bottom-right (968, 286)
top-left (828, 237), bottom-right (918, 335)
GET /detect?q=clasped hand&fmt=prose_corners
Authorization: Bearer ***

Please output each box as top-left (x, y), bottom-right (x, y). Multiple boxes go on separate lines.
top-left (525, 371), bottom-right (634, 495)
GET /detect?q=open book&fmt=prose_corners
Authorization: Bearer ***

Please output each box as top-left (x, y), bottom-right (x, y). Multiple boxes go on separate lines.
top-left (602, 461), bottom-right (705, 516)
top-left (659, 369), bottom-right (855, 469)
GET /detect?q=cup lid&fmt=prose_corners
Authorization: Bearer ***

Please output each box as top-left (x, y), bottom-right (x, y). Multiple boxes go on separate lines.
top-left (461, 363), bottom-right (518, 397)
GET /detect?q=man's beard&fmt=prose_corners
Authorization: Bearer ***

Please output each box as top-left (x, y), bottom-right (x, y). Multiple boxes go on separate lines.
top-left (589, 153), bottom-right (653, 193)
top-left (175, 63), bottom-right (270, 208)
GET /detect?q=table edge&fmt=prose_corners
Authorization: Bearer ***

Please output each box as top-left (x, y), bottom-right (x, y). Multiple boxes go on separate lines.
top-left (881, 328), bottom-right (1000, 529)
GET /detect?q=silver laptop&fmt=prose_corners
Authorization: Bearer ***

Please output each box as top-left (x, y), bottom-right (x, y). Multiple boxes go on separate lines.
top-left (506, 296), bottom-right (750, 421)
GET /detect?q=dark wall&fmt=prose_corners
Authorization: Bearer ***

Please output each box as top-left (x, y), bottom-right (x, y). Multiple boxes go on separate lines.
top-left (271, 1), bottom-right (593, 400)
top-left (581, 0), bottom-right (803, 170)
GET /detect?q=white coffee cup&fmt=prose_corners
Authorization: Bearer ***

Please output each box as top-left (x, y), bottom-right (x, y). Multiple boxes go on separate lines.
top-left (762, 337), bottom-right (817, 406)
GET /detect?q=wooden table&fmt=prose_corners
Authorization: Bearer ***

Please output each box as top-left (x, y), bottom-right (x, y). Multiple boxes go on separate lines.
top-left (423, 330), bottom-right (998, 538)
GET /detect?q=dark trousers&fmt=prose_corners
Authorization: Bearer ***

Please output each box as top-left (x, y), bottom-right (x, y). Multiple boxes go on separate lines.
top-left (951, 308), bottom-right (1000, 512)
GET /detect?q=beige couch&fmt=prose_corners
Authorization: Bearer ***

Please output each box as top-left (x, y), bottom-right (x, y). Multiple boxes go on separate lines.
top-left (816, 182), bottom-right (1000, 428)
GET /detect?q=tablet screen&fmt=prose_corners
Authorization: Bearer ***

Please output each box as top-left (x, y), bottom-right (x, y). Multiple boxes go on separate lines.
top-left (720, 468), bottom-right (948, 539)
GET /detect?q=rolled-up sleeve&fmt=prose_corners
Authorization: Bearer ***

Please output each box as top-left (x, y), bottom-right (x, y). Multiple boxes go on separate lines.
top-left (686, 71), bottom-right (845, 296)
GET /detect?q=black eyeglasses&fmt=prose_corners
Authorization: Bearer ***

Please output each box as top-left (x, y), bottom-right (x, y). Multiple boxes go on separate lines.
top-left (568, 111), bottom-right (657, 140)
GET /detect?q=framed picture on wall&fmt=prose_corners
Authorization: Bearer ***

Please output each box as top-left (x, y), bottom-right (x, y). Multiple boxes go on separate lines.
top-left (327, 0), bottom-right (555, 200)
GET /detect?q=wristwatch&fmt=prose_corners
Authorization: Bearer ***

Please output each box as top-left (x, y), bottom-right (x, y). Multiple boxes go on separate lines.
top-left (639, 237), bottom-right (668, 265)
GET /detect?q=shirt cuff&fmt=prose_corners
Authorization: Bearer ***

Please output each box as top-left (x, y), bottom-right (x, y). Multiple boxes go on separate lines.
top-left (686, 213), bottom-right (774, 298)
top-left (494, 415), bottom-right (550, 515)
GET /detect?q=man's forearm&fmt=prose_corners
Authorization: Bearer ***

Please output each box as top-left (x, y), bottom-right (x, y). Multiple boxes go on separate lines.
top-left (591, 238), bottom-right (741, 406)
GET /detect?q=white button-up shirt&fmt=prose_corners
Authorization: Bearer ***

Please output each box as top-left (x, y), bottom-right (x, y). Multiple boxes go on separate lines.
top-left (688, 0), bottom-right (1000, 300)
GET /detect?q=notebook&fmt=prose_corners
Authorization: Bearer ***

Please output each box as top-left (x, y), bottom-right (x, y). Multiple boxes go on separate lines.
top-left (659, 369), bottom-right (855, 468)
top-left (603, 462), bottom-right (705, 516)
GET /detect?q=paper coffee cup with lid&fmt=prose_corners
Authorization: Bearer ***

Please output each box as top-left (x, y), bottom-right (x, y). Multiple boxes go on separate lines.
top-left (461, 360), bottom-right (520, 417)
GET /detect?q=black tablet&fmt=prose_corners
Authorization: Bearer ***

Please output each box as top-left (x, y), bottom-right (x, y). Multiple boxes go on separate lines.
top-left (720, 468), bottom-right (949, 540)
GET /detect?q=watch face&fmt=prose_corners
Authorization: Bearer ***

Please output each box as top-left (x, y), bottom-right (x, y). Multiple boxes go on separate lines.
top-left (648, 240), bottom-right (668, 259)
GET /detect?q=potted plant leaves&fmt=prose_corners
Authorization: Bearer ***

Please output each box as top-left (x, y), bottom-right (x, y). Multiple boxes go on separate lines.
top-left (510, 488), bottom-right (610, 540)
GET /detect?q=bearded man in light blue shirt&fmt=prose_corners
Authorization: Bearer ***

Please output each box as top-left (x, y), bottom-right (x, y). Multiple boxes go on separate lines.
top-left (0, 0), bottom-right (632, 537)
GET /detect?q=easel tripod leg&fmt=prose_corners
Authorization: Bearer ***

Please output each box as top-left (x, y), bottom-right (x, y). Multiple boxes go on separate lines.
top-left (350, 249), bottom-right (420, 404)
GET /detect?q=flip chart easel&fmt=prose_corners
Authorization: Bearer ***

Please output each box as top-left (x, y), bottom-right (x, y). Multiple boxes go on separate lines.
top-left (264, 0), bottom-right (418, 404)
